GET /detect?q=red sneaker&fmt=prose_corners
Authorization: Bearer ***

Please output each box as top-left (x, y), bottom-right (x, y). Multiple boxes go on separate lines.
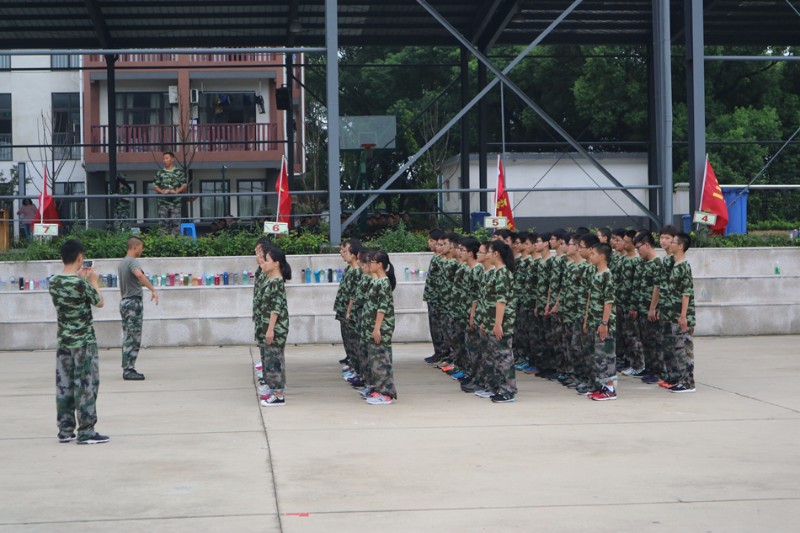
top-left (589, 388), bottom-right (617, 401)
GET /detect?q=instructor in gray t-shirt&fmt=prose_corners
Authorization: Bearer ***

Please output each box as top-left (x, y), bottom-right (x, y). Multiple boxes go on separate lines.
top-left (118, 236), bottom-right (158, 381)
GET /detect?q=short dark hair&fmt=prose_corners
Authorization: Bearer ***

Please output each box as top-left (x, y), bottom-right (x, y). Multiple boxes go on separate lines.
top-left (660, 224), bottom-right (679, 237)
top-left (624, 229), bottom-right (638, 240)
top-left (551, 228), bottom-right (567, 243)
top-left (674, 232), bottom-right (691, 252)
top-left (461, 236), bottom-right (480, 259)
top-left (163, 151), bottom-right (175, 158)
top-left (592, 242), bottom-right (612, 263)
top-left (612, 228), bottom-right (627, 238)
top-left (60, 239), bottom-right (84, 265)
top-left (633, 231), bottom-right (655, 247)
top-left (126, 236), bottom-right (143, 250)
top-left (580, 234), bottom-right (600, 248)
top-left (429, 229), bottom-right (445, 240)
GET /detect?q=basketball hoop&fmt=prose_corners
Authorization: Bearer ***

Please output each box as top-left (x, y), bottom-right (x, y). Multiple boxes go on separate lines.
top-left (361, 143), bottom-right (376, 155)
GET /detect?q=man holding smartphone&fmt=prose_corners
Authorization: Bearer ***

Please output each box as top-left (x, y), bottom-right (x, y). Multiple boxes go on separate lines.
top-left (118, 236), bottom-right (159, 380)
top-left (48, 240), bottom-right (109, 444)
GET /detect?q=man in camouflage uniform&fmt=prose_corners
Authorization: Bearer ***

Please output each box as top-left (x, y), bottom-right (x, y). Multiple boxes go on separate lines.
top-left (117, 236), bottom-right (159, 380)
top-left (632, 231), bottom-right (666, 383)
top-left (422, 230), bottom-right (447, 364)
top-left (619, 230), bottom-right (645, 375)
top-left (113, 175), bottom-right (132, 231)
top-left (48, 239), bottom-right (109, 444)
top-left (483, 247), bottom-right (517, 403)
top-left (256, 263), bottom-right (290, 405)
top-left (583, 242), bottom-right (617, 400)
top-left (153, 151), bottom-right (187, 235)
top-left (363, 265), bottom-right (397, 401)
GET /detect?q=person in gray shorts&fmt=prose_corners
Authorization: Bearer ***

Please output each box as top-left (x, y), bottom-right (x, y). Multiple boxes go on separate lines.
top-left (118, 236), bottom-right (159, 380)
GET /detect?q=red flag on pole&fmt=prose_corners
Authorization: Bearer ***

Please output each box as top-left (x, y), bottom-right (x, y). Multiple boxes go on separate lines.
top-left (494, 155), bottom-right (515, 230)
top-left (36, 166), bottom-right (61, 231)
top-left (699, 157), bottom-right (728, 235)
top-left (276, 156), bottom-right (292, 225)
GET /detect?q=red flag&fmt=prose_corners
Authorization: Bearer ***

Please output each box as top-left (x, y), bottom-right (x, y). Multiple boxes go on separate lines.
top-left (276, 156), bottom-right (291, 224)
top-left (494, 155), bottom-right (515, 230)
top-left (700, 158), bottom-right (728, 235)
top-left (36, 166), bottom-right (61, 231)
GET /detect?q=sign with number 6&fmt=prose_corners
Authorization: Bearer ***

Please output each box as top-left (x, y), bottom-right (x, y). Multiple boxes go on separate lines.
top-left (264, 221), bottom-right (289, 235)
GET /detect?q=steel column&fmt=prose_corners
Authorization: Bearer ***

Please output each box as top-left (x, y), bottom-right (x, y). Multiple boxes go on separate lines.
top-left (653, 0), bottom-right (673, 227)
top-left (326, 0), bottom-right (342, 244)
top-left (685, 0), bottom-right (705, 215)
top-left (459, 47), bottom-right (471, 232)
top-left (478, 58), bottom-right (488, 213)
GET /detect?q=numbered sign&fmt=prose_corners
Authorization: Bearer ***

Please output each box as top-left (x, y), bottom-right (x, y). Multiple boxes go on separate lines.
top-left (483, 216), bottom-right (508, 229)
top-left (264, 221), bottom-right (289, 235)
top-left (693, 211), bottom-right (718, 226)
top-left (33, 223), bottom-right (59, 237)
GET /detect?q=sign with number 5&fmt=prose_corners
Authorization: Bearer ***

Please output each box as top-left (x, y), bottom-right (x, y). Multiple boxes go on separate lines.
top-left (483, 216), bottom-right (508, 229)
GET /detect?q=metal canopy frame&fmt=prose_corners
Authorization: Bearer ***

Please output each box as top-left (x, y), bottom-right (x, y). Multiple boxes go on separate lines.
top-left (2, 1), bottom-right (799, 242)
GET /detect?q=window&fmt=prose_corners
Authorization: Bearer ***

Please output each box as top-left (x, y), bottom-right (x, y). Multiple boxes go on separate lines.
top-left (142, 181), bottom-right (159, 223)
top-left (52, 93), bottom-right (81, 160)
top-left (54, 182), bottom-right (85, 233)
top-left (200, 180), bottom-right (229, 220)
top-left (0, 94), bottom-right (11, 161)
top-left (116, 93), bottom-right (173, 125)
top-left (51, 55), bottom-right (80, 70)
top-left (202, 92), bottom-right (256, 124)
top-left (237, 180), bottom-right (266, 220)
top-left (0, 55), bottom-right (10, 70)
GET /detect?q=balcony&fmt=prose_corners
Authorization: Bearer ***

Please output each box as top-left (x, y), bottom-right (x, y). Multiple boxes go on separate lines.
top-left (90, 123), bottom-right (279, 154)
top-left (0, 133), bottom-right (10, 161)
top-left (86, 53), bottom-right (277, 64)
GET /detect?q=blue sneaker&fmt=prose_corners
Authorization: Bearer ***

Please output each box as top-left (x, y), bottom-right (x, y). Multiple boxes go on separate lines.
top-left (641, 375), bottom-right (659, 384)
top-left (514, 361), bottom-right (527, 371)
top-left (450, 371), bottom-right (466, 380)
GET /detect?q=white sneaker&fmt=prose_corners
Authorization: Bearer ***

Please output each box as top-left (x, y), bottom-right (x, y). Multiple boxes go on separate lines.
top-left (357, 387), bottom-right (372, 397)
top-left (260, 395), bottom-right (285, 407)
top-left (257, 385), bottom-right (271, 396)
top-left (366, 394), bottom-right (393, 405)
top-left (254, 362), bottom-right (263, 371)
top-left (474, 389), bottom-right (493, 398)
top-left (620, 367), bottom-right (635, 376)
top-left (256, 371), bottom-right (263, 379)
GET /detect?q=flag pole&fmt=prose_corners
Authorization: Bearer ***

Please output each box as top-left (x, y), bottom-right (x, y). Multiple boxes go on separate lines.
top-left (698, 153), bottom-right (709, 212)
top-left (276, 155), bottom-right (285, 223)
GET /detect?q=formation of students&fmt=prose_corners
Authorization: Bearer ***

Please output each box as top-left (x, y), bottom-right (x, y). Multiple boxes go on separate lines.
top-left (422, 225), bottom-right (697, 402)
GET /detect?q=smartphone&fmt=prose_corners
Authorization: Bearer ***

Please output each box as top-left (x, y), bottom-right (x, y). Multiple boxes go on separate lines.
top-left (82, 260), bottom-right (94, 269)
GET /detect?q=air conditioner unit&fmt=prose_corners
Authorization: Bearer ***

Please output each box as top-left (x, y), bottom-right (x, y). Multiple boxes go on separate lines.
top-left (168, 85), bottom-right (178, 104)
top-left (190, 89), bottom-right (200, 105)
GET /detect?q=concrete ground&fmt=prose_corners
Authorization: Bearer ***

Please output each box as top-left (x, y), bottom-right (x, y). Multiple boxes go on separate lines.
top-left (1, 337), bottom-right (799, 533)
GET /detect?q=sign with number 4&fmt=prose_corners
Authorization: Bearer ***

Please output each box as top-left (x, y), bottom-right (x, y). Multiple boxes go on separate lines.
top-left (692, 211), bottom-right (718, 226)
top-left (483, 216), bottom-right (508, 229)
top-left (264, 221), bottom-right (289, 235)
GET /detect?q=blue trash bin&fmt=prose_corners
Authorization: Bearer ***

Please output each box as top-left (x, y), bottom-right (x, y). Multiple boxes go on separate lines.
top-left (682, 214), bottom-right (691, 233)
top-left (470, 211), bottom-right (491, 232)
top-left (723, 189), bottom-right (748, 235)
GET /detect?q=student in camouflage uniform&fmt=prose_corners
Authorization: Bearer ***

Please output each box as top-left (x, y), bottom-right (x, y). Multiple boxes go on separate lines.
top-left (583, 242), bottom-right (617, 401)
top-left (152, 151), bottom-right (187, 235)
top-left (482, 240), bottom-right (517, 403)
top-left (661, 232), bottom-right (697, 393)
top-left (518, 232), bottom-right (542, 374)
top-left (632, 231), bottom-right (666, 384)
top-left (113, 175), bottom-right (133, 231)
top-left (619, 229), bottom-right (645, 376)
top-left (437, 234), bottom-right (461, 368)
top-left (423, 230), bottom-right (446, 364)
top-left (117, 236), bottom-right (159, 381)
top-left (347, 249), bottom-right (375, 389)
top-left (572, 233), bottom-right (599, 390)
top-left (257, 247), bottom-right (292, 406)
top-left (512, 232), bottom-right (533, 371)
top-left (656, 225), bottom-right (679, 387)
top-left (334, 239), bottom-right (362, 372)
top-left (363, 251), bottom-right (398, 405)
top-left (532, 232), bottom-right (552, 373)
top-left (252, 237), bottom-right (274, 395)
top-left (558, 233), bottom-right (595, 390)
top-left (544, 229), bottom-right (568, 380)
top-left (457, 237), bottom-right (484, 392)
top-left (48, 239), bottom-right (109, 444)
top-left (447, 238), bottom-right (471, 379)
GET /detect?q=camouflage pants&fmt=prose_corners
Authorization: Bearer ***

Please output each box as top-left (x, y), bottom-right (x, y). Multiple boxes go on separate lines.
top-left (259, 342), bottom-right (286, 392)
top-left (120, 296), bottom-right (143, 370)
top-left (56, 343), bottom-right (100, 440)
top-left (546, 314), bottom-right (566, 373)
top-left (464, 327), bottom-right (482, 382)
top-left (664, 325), bottom-right (695, 388)
top-left (428, 305), bottom-right (447, 358)
top-left (620, 313), bottom-right (645, 371)
top-left (340, 321), bottom-right (356, 366)
top-left (114, 205), bottom-right (131, 230)
top-left (570, 324), bottom-right (590, 384)
top-left (514, 307), bottom-right (532, 364)
top-left (450, 319), bottom-right (468, 368)
top-left (587, 332), bottom-right (617, 389)
top-left (528, 312), bottom-right (546, 369)
top-left (537, 314), bottom-right (557, 372)
top-left (560, 321), bottom-right (578, 376)
top-left (638, 315), bottom-right (664, 376)
top-left (367, 342), bottom-right (397, 398)
top-left (486, 334), bottom-right (517, 396)
top-left (158, 204), bottom-right (181, 235)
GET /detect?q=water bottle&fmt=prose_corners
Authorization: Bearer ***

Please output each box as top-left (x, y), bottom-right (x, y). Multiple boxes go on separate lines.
top-left (337, 268), bottom-right (343, 282)
top-left (19, 277), bottom-right (25, 290)
top-left (233, 272), bottom-right (240, 285)
top-left (223, 272), bottom-right (229, 285)
top-left (305, 268), bottom-right (311, 283)
top-left (29, 279), bottom-right (35, 290)
top-left (774, 260), bottom-right (781, 276)
top-left (404, 267), bottom-right (410, 281)
top-left (242, 270), bottom-right (248, 285)
top-left (214, 273), bottom-right (220, 286)
top-left (327, 268), bottom-right (333, 282)
top-left (10, 276), bottom-right (16, 291)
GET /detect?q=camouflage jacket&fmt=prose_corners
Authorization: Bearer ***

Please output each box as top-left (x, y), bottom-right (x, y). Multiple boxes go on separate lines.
top-left (535, 256), bottom-right (553, 313)
top-left (661, 259), bottom-right (696, 327)
top-left (333, 265), bottom-right (356, 321)
top-left (349, 269), bottom-right (373, 330)
top-left (451, 262), bottom-right (470, 324)
top-left (422, 254), bottom-right (442, 303)
top-left (585, 268), bottom-right (616, 335)
top-left (483, 265), bottom-right (517, 335)
top-left (255, 276), bottom-right (289, 346)
top-left (513, 256), bottom-right (533, 307)
top-left (476, 266), bottom-right (496, 330)
top-left (547, 254), bottom-right (568, 311)
top-left (633, 256), bottom-right (665, 313)
top-left (153, 167), bottom-right (187, 207)
top-left (658, 254), bottom-right (676, 311)
top-left (252, 267), bottom-right (266, 325)
top-left (561, 260), bottom-right (594, 325)
top-left (362, 276), bottom-right (395, 344)
top-left (618, 255), bottom-right (642, 311)
top-left (49, 273), bottom-right (101, 349)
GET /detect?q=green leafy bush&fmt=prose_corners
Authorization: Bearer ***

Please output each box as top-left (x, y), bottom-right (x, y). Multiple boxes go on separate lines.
top-left (363, 223), bottom-right (429, 253)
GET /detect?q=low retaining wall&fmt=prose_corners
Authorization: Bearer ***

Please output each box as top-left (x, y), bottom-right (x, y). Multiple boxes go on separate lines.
top-left (1, 249), bottom-right (799, 350)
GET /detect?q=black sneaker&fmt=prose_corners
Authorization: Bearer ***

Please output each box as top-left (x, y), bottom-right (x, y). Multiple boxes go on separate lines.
top-left (123, 370), bottom-right (145, 381)
top-left (490, 393), bottom-right (516, 403)
top-left (576, 384), bottom-right (595, 395)
top-left (424, 354), bottom-right (440, 364)
top-left (58, 433), bottom-right (76, 443)
top-left (77, 433), bottom-right (110, 445)
top-left (338, 357), bottom-right (348, 365)
top-left (669, 384), bottom-right (696, 393)
top-left (460, 380), bottom-right (480, 393)
top-left (628, 368), bottom-right (649, 378)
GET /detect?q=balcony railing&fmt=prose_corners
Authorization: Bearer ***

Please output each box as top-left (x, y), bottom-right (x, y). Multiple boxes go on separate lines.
top-left (88, 53), bottom-right (276, 63)
top-left (90, 123), bottom-right (279, 153)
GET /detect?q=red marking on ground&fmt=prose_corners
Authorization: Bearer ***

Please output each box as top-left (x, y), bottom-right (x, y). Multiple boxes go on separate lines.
top-left (284, 513), bottom-right (310, 517)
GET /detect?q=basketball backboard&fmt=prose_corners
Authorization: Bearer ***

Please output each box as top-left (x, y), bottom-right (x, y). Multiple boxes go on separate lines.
top-left (339, 115), bottom-right (396, 151)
